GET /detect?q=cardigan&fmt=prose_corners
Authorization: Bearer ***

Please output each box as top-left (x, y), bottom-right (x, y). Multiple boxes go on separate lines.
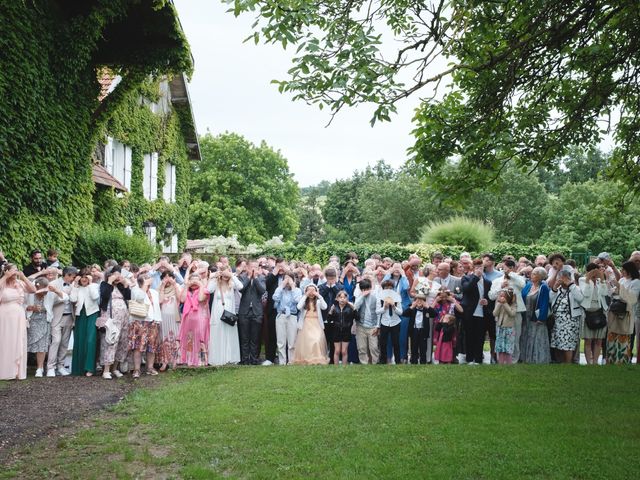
top-left (70, 283), bottom-right (101, 316)
top-left (296, 295), bottom-right (327, 330)
top-left (493, 301), bottom-right (517, 328)
top-left (521, 281), bottom-right (550, 322)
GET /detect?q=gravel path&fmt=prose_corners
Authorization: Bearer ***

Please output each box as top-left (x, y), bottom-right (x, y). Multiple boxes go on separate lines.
top-left (0, 374), bottom-right (159, 463)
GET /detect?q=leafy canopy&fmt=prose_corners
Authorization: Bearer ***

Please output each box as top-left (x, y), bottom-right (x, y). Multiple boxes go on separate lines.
top-left (189, 133), bottom-right (300, 244)
top-left (226, 0), bottom-right (640, 198)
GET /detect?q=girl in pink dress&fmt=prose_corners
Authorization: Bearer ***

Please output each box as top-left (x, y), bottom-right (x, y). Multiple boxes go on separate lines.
top-left (434, 314), bottom-right (457, 364)
top-left (0, 264), bottom-right (36, 380)
top-left (178, 274), bottom-right (210, 366)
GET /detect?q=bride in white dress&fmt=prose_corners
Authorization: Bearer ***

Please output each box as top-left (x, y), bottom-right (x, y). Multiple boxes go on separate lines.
top-left (208, 268), bottom-right (243, 366)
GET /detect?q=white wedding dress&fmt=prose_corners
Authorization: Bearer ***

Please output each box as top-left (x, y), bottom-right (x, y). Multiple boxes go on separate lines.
top-left (208, 277), bottom-right (243, 366)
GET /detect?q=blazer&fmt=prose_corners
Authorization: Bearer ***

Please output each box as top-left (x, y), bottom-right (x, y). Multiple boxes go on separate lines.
top-left (521, 281), bottom-right (550, 322)
top-left (238, 274), bottom-right (267, 317)
top-left (460, 274), bottom-right (493, 318)
top-left (318, 281), bottom-right (344, 321)
top-left (266, 272), bottom-right (283, 311)
top-left (296, 295), bottom-right (327, 330)
top-left (402, 306), bottom-right (436, 336)
top-left (433, 275), bottom-right (462, 300)
top-left (70, 283), bottom-right (101, 316)
top-left (47, 277), bottom-right (72, 324)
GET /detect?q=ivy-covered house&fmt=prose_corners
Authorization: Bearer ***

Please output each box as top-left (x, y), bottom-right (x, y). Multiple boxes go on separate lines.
top-left (0, 0), bottom-right (196, 265)
top-left (92, 71), bottom-right (200, 254)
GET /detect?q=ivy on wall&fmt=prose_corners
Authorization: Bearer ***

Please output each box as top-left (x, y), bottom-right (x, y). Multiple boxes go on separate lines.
top-left (0, 0), bottom-right (192, 266)
top-left (94, 79), bottom-right (192, 252)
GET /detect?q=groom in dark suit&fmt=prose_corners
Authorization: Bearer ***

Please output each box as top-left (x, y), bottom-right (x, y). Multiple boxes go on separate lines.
top-left (238, 261), bottom-right (267, 365)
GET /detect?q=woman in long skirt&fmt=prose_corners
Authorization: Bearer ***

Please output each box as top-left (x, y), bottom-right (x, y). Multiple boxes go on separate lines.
top-left (70, 268), bottom-right (101, 376)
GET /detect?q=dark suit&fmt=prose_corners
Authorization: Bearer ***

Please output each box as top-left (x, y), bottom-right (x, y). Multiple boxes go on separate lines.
top-left (238, 274), bottom-right (267, 365)
top-left (265, 273), bottom-right (283, 362)
top-left (319, 281), bottom-right (344, 363)
top-left (402, 306), bottom-right (436, 364)
top-left (461, 274), bottom-right (493, 364)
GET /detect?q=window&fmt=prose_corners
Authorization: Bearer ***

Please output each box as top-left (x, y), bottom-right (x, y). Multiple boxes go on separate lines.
top-left (143, 152), bottom-right (158, 201)
top-left (163, 163), bottom-right (176, 203)
top-left (161, 234), bottom-right (179, 253)
top-left (103, 137), bottom-right (131, 190)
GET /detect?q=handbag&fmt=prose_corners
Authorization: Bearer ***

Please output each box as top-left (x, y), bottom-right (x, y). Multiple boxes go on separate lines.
top-left (609, 298), bottom-right (627, 314)
top-left (584, 309), bottom-right (607, 330)
top-left (129, 299), bottom-right (149, 318)
top-left (96, 300), bottom-right (112, 331)
top-left (220, 298), bottom-right (238, 326)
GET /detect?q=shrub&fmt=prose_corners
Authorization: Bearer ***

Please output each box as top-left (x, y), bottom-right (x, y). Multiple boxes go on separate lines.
top-left (73, 227), bottom-right (157, 267)
top-left (421, 217), bottom-right (495, 252)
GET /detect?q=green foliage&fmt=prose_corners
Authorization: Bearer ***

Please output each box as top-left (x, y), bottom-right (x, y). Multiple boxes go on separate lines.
top-left (542, 180), bottom-right (640, 258)
top-left (463, 167), bottom-right (549, 244)
top-left (421, 217), bottom-right (495, 253)
top-left (189, 133), bottom-right (300, 244)
top-left (260, 241), bottom-right (465, 265)
top-left (229, 0), bottom-right (640, 198)
top-left (95, 79), bottom-right (192, 252)
top-left (296, 192), bottom-right (326, 244)
top-left (73, 227), bottom-right (157, 267)
top-left (0, 1), bottom-right (192, 266)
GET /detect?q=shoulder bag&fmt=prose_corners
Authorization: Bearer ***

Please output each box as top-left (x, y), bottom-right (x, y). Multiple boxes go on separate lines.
top-left (220, 297), bottom-right (238, 326)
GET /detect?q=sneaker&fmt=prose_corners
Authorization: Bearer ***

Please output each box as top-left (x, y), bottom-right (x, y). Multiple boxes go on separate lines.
top-left (102, 371), bottom-right (112, 380)
top-left (112, 370), bottom-right (124, 378)
top-left (146, 369), bottom-right (159, 376)
top-left (57, 368), bottom-right (71, 376)
top-left (261, 360), bottom-right (273, 366)
top-left (132, 370), bottom-right (140, 379)
top-left (35, 368), bottom-right (44, 378)
top-left (468, 361), bottom-right (478, 366)
top-left (46, 368), bottom-right (56, 378)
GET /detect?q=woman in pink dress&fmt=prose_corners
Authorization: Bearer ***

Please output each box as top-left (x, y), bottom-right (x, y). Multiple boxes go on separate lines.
top-left (178, 274), bottom-right (210, 366)
top-left (0, 264), bottom-right (36, 380)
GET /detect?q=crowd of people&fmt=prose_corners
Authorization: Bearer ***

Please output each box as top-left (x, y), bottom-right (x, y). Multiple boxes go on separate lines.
top-left (0, 246), bottom-right (639, 381)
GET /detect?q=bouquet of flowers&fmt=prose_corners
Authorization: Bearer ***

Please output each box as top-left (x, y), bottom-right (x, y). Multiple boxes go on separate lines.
top-left (414, 278), bottom-right (432, 297)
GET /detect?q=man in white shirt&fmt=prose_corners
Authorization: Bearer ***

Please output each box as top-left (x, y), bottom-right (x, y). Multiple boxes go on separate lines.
top-left (46, 266), bottom-right (77, 377)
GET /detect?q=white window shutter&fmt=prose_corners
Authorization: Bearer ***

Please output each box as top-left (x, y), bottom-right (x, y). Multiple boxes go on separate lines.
top-left (163, 162), bottom-right (172, 202)
top-left (104, 137), bottom-right (114, 175)
top-left (151, 152), bottom-right (158, 201)
top-left (124, 146), bottom-right (132, 191)
top-left (171, 164), bottom-right (176, 202)
top-left (143, 154), bottom-right (151, 200)
top-left (171, 234), bottom-right (178, 253)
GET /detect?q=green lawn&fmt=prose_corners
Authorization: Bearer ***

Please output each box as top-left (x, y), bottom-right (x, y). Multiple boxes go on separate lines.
top-left (4, 365), bottom-right (640, 479)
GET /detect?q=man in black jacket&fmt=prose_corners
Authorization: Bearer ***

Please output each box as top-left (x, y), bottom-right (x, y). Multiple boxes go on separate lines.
top-left (238, 261), bottom-right (267, 365)
top-left (461, 259), bottom-right (494, 365)
top-left (265, 258), bottom-right (286, 363)
top-left (318, 267), bottom-right (343, 363)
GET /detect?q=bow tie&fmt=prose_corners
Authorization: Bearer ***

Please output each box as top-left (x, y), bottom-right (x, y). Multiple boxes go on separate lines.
top-left (63, 283), bottom-right (69, 287)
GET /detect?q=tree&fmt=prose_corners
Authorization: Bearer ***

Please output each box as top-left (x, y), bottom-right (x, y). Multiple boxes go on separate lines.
top-left (189, 133), bottom-right (299, 243)
top-left (542, 179), bottom-right (640, 257)
top-left (354, 172), bottom-right (443, 244)
top-left (537, 147), bottom-right (611, 194)
top-left (462, 167), bottom-right (550, 244)
top-left (321, 159), bottom-right (393, 239)
top-left (228, 1), bottom-right (640, 198)
top-left (296, 191), bottom-right (326, 244)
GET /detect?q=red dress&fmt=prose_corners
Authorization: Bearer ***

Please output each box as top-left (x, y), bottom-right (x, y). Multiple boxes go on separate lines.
top-left (178, 288), bottom-right (210, 366)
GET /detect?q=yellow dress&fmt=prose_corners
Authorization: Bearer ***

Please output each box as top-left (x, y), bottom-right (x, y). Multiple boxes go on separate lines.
top-left (293, 308), bottom-right (328, 365)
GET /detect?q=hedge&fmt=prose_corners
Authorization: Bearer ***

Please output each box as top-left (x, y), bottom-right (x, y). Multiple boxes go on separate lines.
top-left (258, 241), bottom-right (574, 265)
top-left (73, 227), bottom-right (157, 267)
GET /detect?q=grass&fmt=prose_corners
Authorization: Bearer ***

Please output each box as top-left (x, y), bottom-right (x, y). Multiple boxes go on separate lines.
top-left (3, 365), bottom-right (640, 479)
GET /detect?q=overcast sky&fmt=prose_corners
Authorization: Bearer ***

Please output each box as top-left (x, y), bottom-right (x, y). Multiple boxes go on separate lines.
top-left (174, 0), bottom-right (422, 187)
